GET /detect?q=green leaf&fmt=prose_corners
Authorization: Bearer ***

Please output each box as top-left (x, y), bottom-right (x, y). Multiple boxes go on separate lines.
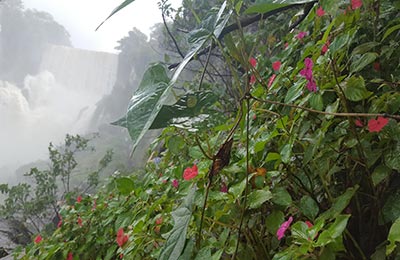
top-left (115, 177), bottom-right (134, 196)
top-left (159, 186), bottom-right (196, 260)
top-left (194, 247), bottom-right (212, 260)
top-left (96, 0), bottom-right (136, 30)
top-left (150, 91), bottom-right (218, 129)
top-left (316, 215), bottom-right (350, 246)
top-left (319, 186), bottom-right (358, 220)
top-left (177, 240), bottom-right (194, 260)
top-left (351, 42), bottom-right (380, 56)
top-left (309, 93), bottom-right (323, 110)
top-left (372, 165), bottom-right (392, 186)
top-left (266, 210), bottom-right (284, 234)
top-left (272, 187), bottom-right (292, 207)
top-left (382, 190), bottom-right (400, 223)
top-left (343, 76), bottom-right (372, 102)
top-left (112, 64), bottom-right (170, 152)
top-left (245, 0), bottom-right (315, 14)
top-left (248, 189), bottom-right (273, 209)
top-left (350, 52), bottom-right (378, 73)
top-left (385, 143), bottom-right (400, 171)
top-left (382, 24), bottom-right (400, 42)
top-left (280, 143), bottom-right (292, 163)
top-left (299, 196), bottom-right (319, 220)
top-left (387, 218), bottom-right (400, 255)
top-left (284, 82), bottom-right (304, 103)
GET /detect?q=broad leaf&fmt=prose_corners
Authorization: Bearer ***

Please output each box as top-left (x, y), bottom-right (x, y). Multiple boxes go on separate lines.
top-left (150, 91), bottom-right (218, 129)
top-left (343, 76), bottom-right (372, 102)
top-left (159, 186), bottom-right (196, 260)
top-left (248, 189), bottom-right (272, 209)
top-left (115, 177), bottom-right (134, 196)
top-left (272, 187), bottom-right (292, 207)
top-left (112, 63), bottom-right (170, 151)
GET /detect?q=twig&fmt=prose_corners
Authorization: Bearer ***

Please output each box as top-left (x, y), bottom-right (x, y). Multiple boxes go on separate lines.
top-left (250, 94), bottom-right (400, 120)
top-left (161, 4), bottom-right (185, 59)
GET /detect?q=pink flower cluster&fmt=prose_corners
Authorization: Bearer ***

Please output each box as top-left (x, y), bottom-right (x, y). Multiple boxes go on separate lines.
top-left (300, 58), bottom-right (317, 92)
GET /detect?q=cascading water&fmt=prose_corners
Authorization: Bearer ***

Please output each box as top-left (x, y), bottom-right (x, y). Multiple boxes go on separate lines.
top-left (0, 44), bottom-right (118, 180)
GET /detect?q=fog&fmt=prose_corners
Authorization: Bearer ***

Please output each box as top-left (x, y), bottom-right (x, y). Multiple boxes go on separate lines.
top-left (0, 47), bottom-right (117, 177)
top-left (0, 0), bottom-right (165, 182)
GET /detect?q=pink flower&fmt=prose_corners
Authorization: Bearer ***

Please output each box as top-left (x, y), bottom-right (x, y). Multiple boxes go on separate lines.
top-left (162, 179), bottom-right (168, 184)
top-left (249, 57), bottom-right (257, 67)
top-left (76, 195), bottom-right (82, 203)
top-left (220, 183), bottom-right (228, 193)
top-left (172, 179), bottom-right (179, 188)
top-left (66, 252), bottom-right (73, 260)
top-left (355, 119), bottom-right (364, 127)
top-left (296, 31), bottom-right (307, 40)
top-left (34, 234), bottom-right (42, 244)
top-left (284, 42), bottom-right (289, 49)
top-left (77, 217), bottom-right (83, 227)
top-left (267, 74), bottom-right (276, 88)
top-left (316, 6), bottom-right (325, 17)
top-left (57, 219), bottom-right (62, 228)
top-left (116, 228), bottom-right (129, 247)
top-left (277, 216), bottom-right (293, 240)
top-left (155, 217), bottom-right (163, 225)
top-left (373, 62), bottom-right (380, 71)
top-left (368, 117), bottom-right (389, 132)
top-left (183, 164), bottom-right (198, 180)
top-left (321, 40), bottom-right (330, 55)
top-left (272, 61), bottom-right (281, 71)
top-left (305, 221), bottom-right (313, 228)
top-left (250, 74), bottom-right (256, 85)
top-left (351, 0), bottom-right (362, 10)
top-left (300, 58), bottom-right (317, 92)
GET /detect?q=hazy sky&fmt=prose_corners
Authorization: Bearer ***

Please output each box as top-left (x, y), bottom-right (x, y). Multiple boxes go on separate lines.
top-left (23, 0), bottom-right (181, 53)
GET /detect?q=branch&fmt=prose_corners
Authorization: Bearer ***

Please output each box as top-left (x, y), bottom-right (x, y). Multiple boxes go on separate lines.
top-left (250, 94), bottom-right (400, 120)
top-left (168, 1), bottom-right (318, 69)
top-left (162, 6), bottom-right (185, 59)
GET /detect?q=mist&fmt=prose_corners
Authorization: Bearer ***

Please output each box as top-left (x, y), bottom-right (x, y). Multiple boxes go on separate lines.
top-left (0, 46), bottom-right (117, 179)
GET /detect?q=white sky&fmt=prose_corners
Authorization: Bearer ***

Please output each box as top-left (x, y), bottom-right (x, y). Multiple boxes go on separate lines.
top-left (23, 0), bottom-right (181, 53)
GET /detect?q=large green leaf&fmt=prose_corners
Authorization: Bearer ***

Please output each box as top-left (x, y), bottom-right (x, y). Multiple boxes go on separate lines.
top-left (342, 76), bottom-right (372, 102)
top-left (159, 186), bottom-right (196, 260)
top-left (150, 91), bottom-right (218, 129)
top-left (112, 63), bottom-right (170, 151)
top-left (248, 189), bottom-right (273, 209)
top-left (245, 0), bottom-right (316, 14)
top-left (96, 0), bottom-right (136, 30)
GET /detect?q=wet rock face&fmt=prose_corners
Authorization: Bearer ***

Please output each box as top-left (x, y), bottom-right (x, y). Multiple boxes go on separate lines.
top-left (0, 218), bottom-right (32, 257)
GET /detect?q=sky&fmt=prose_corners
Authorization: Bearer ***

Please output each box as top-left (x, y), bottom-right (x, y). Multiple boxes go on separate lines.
top-left (23, 0), bottom-right (181, 53)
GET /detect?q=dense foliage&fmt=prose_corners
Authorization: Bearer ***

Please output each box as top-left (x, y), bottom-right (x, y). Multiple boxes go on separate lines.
top-left (20, 0), bottom-right (400, 259)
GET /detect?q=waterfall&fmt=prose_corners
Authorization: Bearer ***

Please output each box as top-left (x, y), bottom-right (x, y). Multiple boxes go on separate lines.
top-left (0, 44), bottom-right (118, 179)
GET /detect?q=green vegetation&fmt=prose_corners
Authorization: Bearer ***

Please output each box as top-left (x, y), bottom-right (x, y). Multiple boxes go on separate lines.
top-left (10, 0), bottom-right (400, 259)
